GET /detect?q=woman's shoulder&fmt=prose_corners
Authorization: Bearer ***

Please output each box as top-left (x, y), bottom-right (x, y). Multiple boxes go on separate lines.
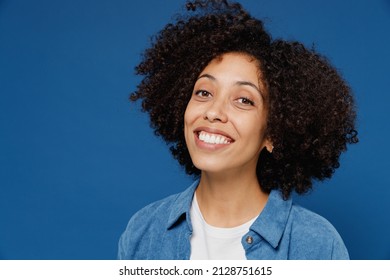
top-left (118, 182), bottom-right (197, 259)
top-left (121, 181), bottom-right (197, 234)
top-left (287, 203), bottom-right (349, 259)
top-left (290, 203), bottom-right (338, 232)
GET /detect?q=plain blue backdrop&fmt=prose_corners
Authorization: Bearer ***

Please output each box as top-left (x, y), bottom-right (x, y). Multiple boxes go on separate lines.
top-left (0, 0), bottom-right (389, 259)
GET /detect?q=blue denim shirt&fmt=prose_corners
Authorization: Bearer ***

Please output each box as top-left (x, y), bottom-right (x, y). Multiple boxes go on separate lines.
top-left (118, 180), bottom-right (349, 260)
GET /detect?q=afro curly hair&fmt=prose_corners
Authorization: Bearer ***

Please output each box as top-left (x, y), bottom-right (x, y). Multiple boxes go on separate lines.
top-left (130, 0), bottom-right (358, 199)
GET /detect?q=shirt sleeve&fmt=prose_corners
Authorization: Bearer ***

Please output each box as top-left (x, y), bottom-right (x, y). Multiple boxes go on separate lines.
top-left (331, 236), bottom-right (350, 260)
top-left (117, 230), bottom-right (130, 260)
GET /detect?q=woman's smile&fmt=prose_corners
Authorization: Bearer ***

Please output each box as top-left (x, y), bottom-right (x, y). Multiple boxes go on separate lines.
top-left (192, 127), bottom-right (234, 152)
top-left (197, 131), bottom-right (232, 145)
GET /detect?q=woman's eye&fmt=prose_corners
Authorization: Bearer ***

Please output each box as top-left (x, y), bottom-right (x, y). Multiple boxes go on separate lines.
top-left (195, 90), bottom-right (211, 98)
top-left (237, 97), bottom-right (255, 106)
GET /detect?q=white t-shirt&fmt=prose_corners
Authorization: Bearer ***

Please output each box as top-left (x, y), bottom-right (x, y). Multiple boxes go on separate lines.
top-left (189, 194), bottom-right (257, 260)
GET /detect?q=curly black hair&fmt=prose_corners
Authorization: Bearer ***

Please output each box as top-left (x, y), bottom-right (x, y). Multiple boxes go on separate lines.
top-left (130, 0), bottom-right (358, 199)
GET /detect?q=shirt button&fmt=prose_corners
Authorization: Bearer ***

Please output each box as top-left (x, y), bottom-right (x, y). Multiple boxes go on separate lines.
top-left (246, 236), bottom-right (253, 244)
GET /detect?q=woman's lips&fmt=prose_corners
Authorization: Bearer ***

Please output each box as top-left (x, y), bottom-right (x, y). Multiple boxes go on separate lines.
top-left (194, 127), bottom-right (234, 146)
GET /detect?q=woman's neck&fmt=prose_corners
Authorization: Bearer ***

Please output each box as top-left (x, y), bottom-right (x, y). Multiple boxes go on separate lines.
top-left (195, 170), bottom-right (269, 228)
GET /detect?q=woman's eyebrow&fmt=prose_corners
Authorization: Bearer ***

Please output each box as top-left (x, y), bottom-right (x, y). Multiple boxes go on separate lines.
top-left (197, 73), bottom-right (216, 81)
top-left (236, 81), bottom-right (262, 96)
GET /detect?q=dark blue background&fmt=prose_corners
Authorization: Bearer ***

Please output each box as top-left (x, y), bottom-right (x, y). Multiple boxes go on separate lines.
top-left (1, 0), bottom-right (389, 259)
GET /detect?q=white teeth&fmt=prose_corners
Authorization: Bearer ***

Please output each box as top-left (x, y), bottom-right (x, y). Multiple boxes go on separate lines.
top-left (198, 131), bottom-right (231, 144)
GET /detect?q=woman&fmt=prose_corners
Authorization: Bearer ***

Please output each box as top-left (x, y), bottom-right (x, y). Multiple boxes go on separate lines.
top-left (118, 0), bottom-right (358, 259)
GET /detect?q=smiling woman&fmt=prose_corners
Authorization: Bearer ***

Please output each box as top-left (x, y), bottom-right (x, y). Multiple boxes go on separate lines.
top-left (118, 0), bottom-right (358, 260)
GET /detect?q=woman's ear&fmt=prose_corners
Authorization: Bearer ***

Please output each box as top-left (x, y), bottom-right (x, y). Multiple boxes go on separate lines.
top-left (265, 140), bottom-right (274, 153)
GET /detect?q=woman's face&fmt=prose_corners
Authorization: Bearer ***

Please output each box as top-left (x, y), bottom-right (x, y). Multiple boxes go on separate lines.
top-left (184, 52), bottom-right (272, 175)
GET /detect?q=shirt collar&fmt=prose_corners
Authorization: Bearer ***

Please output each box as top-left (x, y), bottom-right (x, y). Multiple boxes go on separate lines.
top-left (250, 190), bottom-right (292, 248)
top-left (167, 180), bottom-right (199, 230)
top-left (166, 180), bottom-right (292, 249)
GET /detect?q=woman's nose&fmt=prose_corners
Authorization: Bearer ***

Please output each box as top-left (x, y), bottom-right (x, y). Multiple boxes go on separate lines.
top-left (203, 99), bottom-right (228, 123)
